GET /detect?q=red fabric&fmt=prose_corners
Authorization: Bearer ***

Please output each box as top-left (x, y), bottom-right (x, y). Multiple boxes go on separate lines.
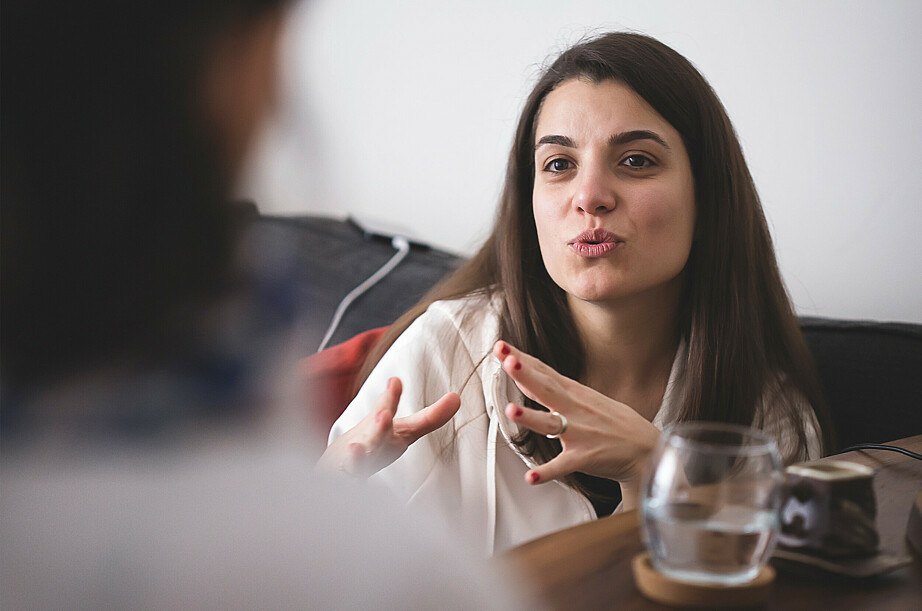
top-left (302, 327), bottom-right (388, 432)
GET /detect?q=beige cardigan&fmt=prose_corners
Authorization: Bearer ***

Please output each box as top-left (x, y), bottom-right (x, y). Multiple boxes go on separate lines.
top-left (329, 294), bottom-right (821, 555)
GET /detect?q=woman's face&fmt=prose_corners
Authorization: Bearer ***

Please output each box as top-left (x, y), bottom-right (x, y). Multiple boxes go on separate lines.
top-left (532, 78), bottom-right (696, 307)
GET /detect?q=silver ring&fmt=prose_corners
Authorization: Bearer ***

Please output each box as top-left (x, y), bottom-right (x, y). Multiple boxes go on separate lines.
top-left (546, 411), bottom-right (568, 439)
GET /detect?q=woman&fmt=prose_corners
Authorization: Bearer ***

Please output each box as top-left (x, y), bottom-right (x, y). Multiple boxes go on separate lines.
top-left (321, 32), bottom-right (832, 555)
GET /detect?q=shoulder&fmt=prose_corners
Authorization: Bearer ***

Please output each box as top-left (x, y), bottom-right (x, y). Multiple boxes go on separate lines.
top-left (401, 291), bottom-right (502, 358)
top-left (424, 291), bottom-right (500, 331)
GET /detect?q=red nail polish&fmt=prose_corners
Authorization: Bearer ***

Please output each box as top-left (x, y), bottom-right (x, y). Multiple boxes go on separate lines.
top-left (514, 361), bottom-right (522, 371)
top-left (500, 344), bottom-right (510, 355)
top-left (514, 406), bottom-right (523, 417)
top-left (529, 472), bottom-right (540, 484)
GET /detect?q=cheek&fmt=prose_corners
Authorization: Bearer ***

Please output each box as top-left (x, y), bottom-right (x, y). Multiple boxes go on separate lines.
top-left (531, 196), bottom-right (565, 276)
top-left (633, 186), bottom-right (696, 246)
top-left (531, 193), bottom-right (560, 242)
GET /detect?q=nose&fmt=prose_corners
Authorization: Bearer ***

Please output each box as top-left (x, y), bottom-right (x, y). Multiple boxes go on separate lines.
top-left (572, 164), bottom-right (616, 215)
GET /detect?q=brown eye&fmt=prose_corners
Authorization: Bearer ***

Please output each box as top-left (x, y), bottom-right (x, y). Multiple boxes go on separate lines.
top-left (545, 158), bottom-right (572, 173)
top-left (622, 155), bottom-right (653, 168)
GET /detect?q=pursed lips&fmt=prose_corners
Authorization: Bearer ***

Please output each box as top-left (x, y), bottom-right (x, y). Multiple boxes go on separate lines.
top-left (567, 229), bottom-right (624, 258)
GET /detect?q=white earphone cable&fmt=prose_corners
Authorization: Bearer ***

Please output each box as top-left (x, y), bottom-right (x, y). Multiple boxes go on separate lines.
top-left (317, 236), bottom-right (411, 352)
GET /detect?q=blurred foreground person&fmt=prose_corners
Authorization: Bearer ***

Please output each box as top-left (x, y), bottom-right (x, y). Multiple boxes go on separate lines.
top-left (0, 1), bottom-right (523, 608)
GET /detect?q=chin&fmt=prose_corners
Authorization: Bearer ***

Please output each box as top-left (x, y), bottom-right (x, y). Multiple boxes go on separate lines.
top-left (565, 283), bottom-right (625, 304)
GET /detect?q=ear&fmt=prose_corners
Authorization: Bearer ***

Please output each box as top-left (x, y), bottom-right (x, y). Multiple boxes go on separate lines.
top-left (199, 7), bottom-right (286, 182)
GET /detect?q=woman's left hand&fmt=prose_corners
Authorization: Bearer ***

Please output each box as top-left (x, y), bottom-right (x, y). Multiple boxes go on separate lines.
top-left (492, 340), bottom-right (661, 508)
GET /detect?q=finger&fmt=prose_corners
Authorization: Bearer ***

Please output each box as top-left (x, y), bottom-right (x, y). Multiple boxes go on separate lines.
top-left (372, 400), bottom-right (395, 438)
top-left (504, 402), bottom-right (566, 438)
top-left (394, 392), bottom-right (461, 443)
top-left (372, 377), bottom-right (402, 421)
top-left (495, 342), bottom-right (574, 411)
top-left (348, 442), bottom-right (366, 461)
top-left (364, 378), bottom-right (401, 447)
top-left (492, 340), bottom-right (513, 360)
top-left (525, 452), bottom-right (581, 485)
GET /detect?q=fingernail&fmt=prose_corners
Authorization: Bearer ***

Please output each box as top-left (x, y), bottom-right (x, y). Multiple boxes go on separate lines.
top-left (500, 343), bottom-right (510, 356)
top-left (387, 377), bottom-right (396, 390)
top-left (513, 406), bottom-right (523, 417)
top-left (514, 361), bottom-right (522, 371)
top-left (528, 472), bottom-right (541, 484)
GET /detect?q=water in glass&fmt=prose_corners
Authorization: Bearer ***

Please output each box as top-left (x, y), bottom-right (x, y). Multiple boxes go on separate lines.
top-left (643, 500), bottom-right (778, 585)
top-left (640, 422), bottom-right (783, 586)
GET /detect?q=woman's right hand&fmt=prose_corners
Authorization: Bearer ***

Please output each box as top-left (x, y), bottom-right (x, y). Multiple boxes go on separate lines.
top-left (317, 377), bottom-right (461, 478)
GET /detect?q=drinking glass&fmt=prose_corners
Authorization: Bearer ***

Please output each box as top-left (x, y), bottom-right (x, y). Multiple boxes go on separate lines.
top-left (640, 422), bottom-right (784, 585)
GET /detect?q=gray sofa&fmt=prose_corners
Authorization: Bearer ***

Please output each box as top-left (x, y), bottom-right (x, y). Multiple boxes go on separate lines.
top-left (258, 215), bottom-right (922, 452)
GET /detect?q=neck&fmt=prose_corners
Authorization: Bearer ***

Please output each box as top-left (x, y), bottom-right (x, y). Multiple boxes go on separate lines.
top-left (568, 279), bottom-right (683, 418)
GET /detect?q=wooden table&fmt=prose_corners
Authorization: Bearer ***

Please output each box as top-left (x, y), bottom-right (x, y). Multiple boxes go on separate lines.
top-left (504, 435), bottom-right (922, 610)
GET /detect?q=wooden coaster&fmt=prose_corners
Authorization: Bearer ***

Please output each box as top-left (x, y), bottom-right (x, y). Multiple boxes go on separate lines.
top-left (632, 552), bottom-right (775, 607)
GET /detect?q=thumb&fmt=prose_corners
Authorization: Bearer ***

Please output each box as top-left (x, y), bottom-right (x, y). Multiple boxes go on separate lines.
top-left (394, 392), bottom-right (461, 443)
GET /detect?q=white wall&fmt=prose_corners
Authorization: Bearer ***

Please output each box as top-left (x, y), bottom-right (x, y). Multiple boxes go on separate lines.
top-left (242, 0), bottom-right (922, 323)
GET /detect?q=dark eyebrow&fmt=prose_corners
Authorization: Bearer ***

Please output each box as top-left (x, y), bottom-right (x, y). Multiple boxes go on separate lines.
top-left (609, 130), bottom-right (671, 150)
top-left (534, 135), bottom-right (575, 151)
top-left (535, 130), bottom-right (671, 153)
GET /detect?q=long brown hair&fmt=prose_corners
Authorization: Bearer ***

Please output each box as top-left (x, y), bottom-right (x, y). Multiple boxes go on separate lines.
top-left (355, 32), bottom-right (833, 508)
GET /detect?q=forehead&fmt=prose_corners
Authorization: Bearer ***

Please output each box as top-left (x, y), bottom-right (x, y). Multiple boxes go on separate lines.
top-left (535, 78), bottom-right (677, 142)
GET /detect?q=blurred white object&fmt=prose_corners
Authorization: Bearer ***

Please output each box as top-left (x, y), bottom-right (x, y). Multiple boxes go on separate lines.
top-left (1, 437), bottom-right (528, 609)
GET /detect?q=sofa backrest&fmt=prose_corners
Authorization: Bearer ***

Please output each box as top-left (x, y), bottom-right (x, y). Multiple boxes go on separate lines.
top-left (800, 317), bottom-right (922, 451)
top-left (262, 215), bottom-right (922, 452)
